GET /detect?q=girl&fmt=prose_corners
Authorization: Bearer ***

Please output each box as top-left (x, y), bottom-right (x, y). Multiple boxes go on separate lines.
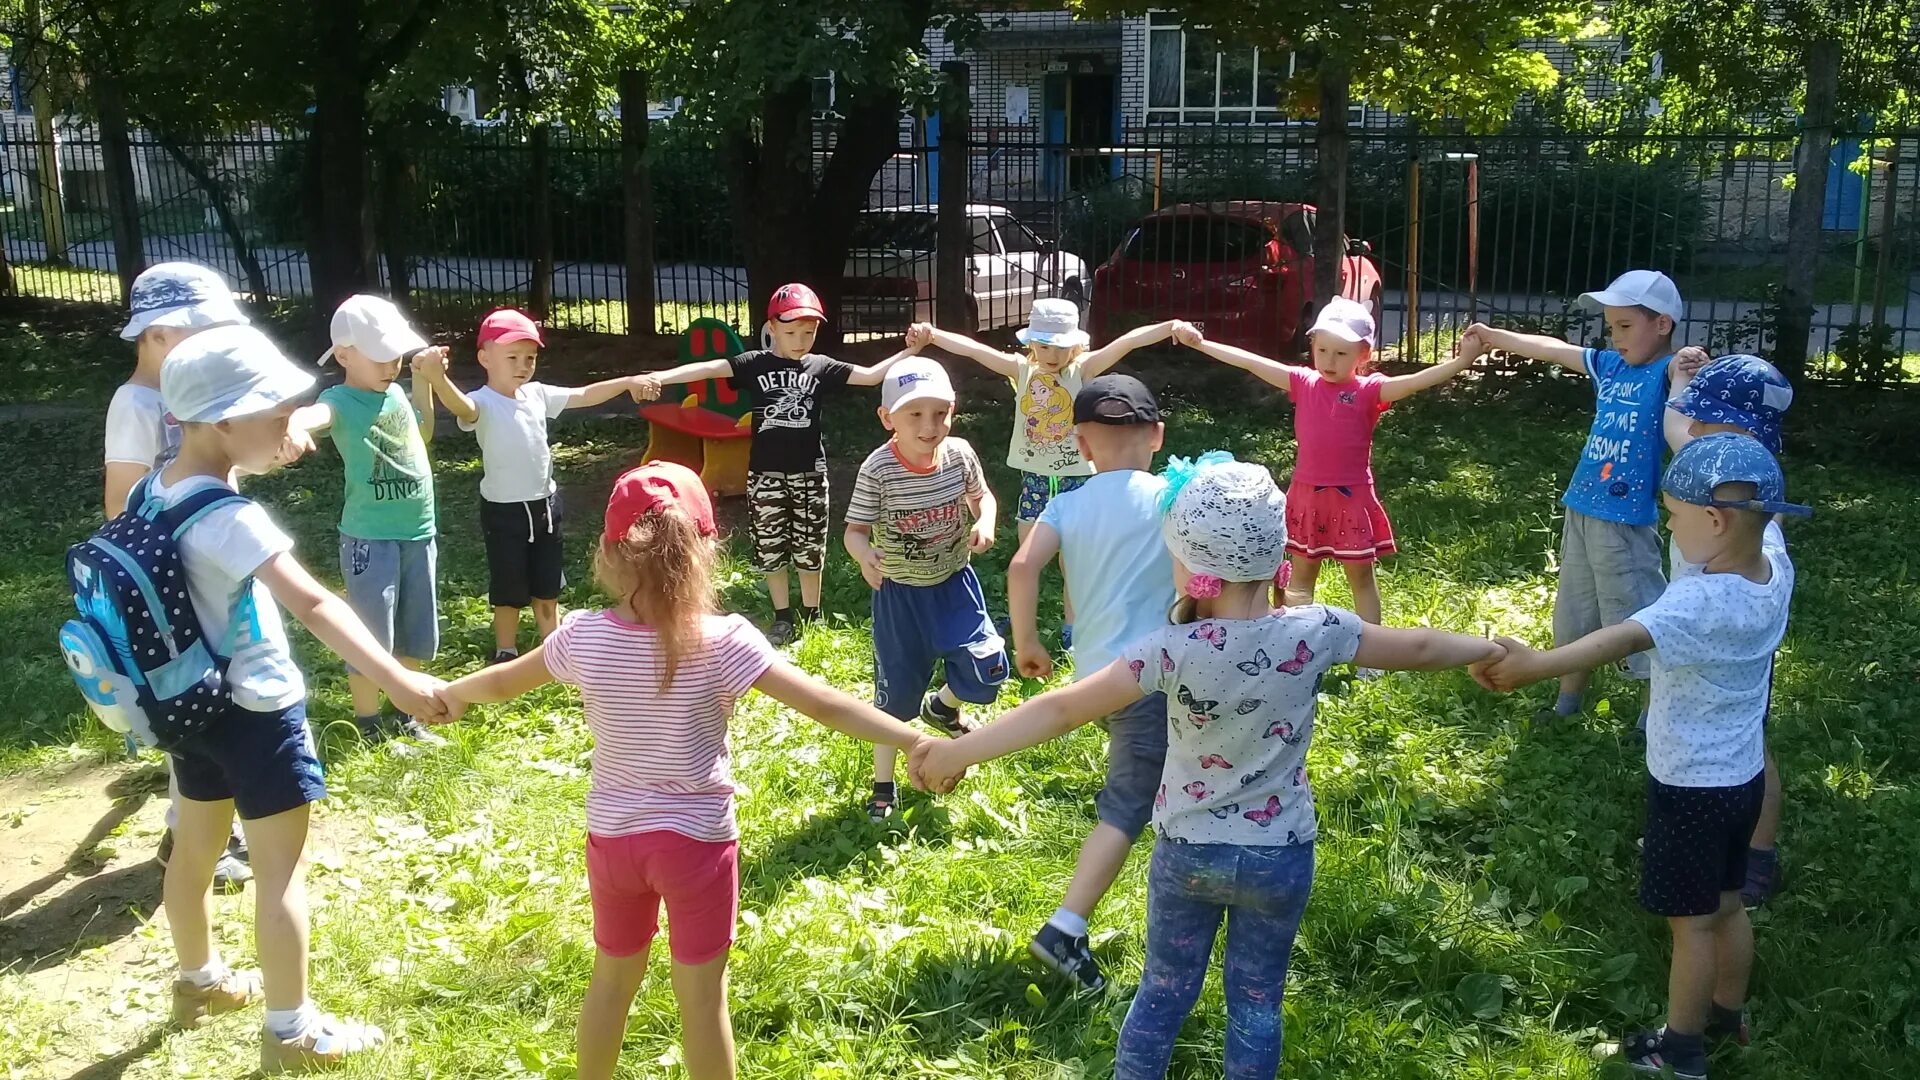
top-left (1177, 299), bottom-right (1476, 669)
top-left (912, 453), bottom-right (1500, 1080)
top-left (908, 303), bottom-right (1186, 645)
top-left (436, 462), bottom-right (937, 1080)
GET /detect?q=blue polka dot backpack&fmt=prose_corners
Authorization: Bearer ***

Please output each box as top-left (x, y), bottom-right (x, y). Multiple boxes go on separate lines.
top-left (59, 474), bottom-right (251, 749)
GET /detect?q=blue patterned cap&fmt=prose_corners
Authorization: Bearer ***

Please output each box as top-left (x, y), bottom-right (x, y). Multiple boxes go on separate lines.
top-left (120, 262), bottom-right (249, 340)
top-left (1662, 432), bottom-right (1809, 517)
top-left (1667, 354), bottom-right (1791, 454)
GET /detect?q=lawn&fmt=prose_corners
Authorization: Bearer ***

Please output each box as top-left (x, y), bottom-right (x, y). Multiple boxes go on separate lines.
top-left (0, 304), bottom-right (1917, 1080)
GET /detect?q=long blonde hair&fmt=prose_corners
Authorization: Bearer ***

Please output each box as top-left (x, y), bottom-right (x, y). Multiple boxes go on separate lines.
top-left (592, 507), bottom-right (717, 692)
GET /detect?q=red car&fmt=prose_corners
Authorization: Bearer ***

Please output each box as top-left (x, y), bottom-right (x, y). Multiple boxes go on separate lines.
top-left (1089, 201), bottom-right (1383, 359)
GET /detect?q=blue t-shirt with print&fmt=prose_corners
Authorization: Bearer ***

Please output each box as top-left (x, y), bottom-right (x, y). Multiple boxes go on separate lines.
top-left (1562, 348), bottom-right (1673, 527)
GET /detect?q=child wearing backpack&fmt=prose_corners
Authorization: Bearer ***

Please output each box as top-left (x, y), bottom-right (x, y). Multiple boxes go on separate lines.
top-left (71, 325), bottom-right (450, 1072)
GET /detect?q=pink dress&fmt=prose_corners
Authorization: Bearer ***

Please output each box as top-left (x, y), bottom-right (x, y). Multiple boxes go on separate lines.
top-left (1285, 368), bottom-right (1396, 562)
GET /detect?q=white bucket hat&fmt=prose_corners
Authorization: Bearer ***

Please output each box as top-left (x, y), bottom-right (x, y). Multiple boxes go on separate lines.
top-left (1159, 452), bottom-right (1289, 584)
top-left (162, 325), bottom-right (316, 424)
top-left (120, 262), bottom-right (249, 340)
top-left (319, 294), bottom-right (429, 365)
top-left (1017, 298), bottom-right (1090, 349)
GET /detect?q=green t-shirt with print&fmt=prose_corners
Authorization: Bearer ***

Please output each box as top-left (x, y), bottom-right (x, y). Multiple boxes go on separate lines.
top-left (319, 383), bottom-right (435, 541)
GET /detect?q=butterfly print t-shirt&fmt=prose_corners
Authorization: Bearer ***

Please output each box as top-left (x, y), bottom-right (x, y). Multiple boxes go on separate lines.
top-left (1124, 605), bottom-right (1364, 846)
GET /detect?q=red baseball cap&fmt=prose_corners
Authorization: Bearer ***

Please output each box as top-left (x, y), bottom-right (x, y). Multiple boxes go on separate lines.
top-left (767, 283), bottom-right (825, 323)
top-left (604, 461), bottom-right (716, 544)
top-left (478, 308), bottom-right (545, 347)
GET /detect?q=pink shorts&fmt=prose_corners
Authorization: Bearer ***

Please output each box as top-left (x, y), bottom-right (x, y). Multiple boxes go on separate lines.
top-left (1286, 480), bottom-right (1397, 562)
top-left (585, 831), bottom-right (739, 964)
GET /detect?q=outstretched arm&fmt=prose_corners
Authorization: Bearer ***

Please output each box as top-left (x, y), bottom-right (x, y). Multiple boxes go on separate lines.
top-left (753, 660), bottom-right (932, 755)
top-left (1180, 331), bottom-right (1297, 394)
top-left (1379, 349), bottom-right (1477, 403)
top-left (563, 374), bottom-right (651, 410)
top-left (420, 363), bottom-right (479, 424)
top-left (254, 552), bottom-right (448, 721)
top-left (916, 324), bottom-right (1022, 378)
top-left (1459, 322), bottom-right (1585, 373)
top-left (438, 647), bottom-right (558, 720)
top-left (912, 659), bottom-right (1144, 790)
top-left (1352, 624), bottom-right (1504, 672)
top-left (1474, 622), bottom-right (1654, 692)
top-left (1080, 319), bottom-right (1184, 378)
top-left (846, 345), bottom-right (920, 387)
top-left (288, 402), bottom-right (333, 434)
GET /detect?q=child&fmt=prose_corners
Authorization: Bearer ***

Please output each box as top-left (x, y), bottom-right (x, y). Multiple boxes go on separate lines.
top-left (291, 295), bottom-right (448, 744)
top-left (908, 304), bottom-right (1185, 646)
top-left (843, 357), bottom-right (1004, 821)
top-left (416, 308), bottom-right (651, 663)
top-left (432, 461), bottom-right (938, 1080)
top-left (913, 454), bottom-right (1501, 1079)
top-left (636, 284), bottom-right (916, 645)
top-left (1665, 354), bottom-right (1795, 906)
top-left (1476, 433), bottom-right (1809, 1079)
top-left (1459, 270), bottom-right (1690, 721)
top-left (1003, 373), bottom-right (1175, 992)
top-left (107, 261), bottom-right (254, 890)
top-left (155, 325), bottom-right (449, 1071)
top-left (1178, 298), bottom-right (1477, 662)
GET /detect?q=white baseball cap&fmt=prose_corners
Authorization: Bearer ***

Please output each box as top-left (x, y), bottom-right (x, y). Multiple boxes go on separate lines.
top-left (1308, 296), bottom-right (1377, 347)
top-left (162, 325), bottom-right (317, 424)
top-left (1017, 298), bottom-right (1090, 349)
top-left (120, 262), bottom-right (249, 340)
top-left (881, 357), bottom-right (956, 412)
top-left (1579, 270), bottom-right (1685, 323)
top-left (320, 294), bottom-right (429, 365)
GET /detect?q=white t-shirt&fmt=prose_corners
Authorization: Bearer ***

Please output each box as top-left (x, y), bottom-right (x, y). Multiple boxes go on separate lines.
top-left (458, 383), bottom-right (576, 503)
top-left (1124, 605), bottom-right (1364, 846)
top-left (1007, 358), bottom-right (1093, 476)
top-left (146, 472), bottom-right (304, 712)
top-left (1671, 520), bottom-right (1787, 579)
top-left (1631, 530), bottom-right (1792, 788)
top-left (104, 382), bottom-right (180, 468)
top-left (1036, 469), bottom-right (1175, 676)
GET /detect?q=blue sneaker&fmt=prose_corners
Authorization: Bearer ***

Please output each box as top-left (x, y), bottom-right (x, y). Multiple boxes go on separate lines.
top-left (1060, 624), bottom-right (1073, 651)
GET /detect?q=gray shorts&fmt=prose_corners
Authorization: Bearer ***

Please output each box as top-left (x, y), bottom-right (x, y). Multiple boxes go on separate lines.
top-left (1552, 509), bottom-right (1663, 679)
top-left (1096, 691), bottom-right (1169, 839)
top-left (340, 535), bottom-right (440, 671)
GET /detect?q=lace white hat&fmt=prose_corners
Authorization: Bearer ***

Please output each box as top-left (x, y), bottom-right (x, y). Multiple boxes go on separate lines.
top-left (1159, 451), bottom-right (1289, 585)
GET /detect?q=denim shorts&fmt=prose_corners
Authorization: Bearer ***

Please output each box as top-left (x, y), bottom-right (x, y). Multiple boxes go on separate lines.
top-left (166, 699), bottom-right (326, 820)
top-left (1097, 692), bottom-right (1169, 839)
top-left (340, 535), bottom-right (440, 671)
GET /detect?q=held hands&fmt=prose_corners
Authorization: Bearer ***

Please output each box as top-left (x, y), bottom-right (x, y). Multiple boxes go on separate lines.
top-left (905, 322), bottom-right (935, 351)
top-left (410, 345), bottom-right (450, 380)
top-left (1171, 320), bottom-right (1205, 348)
top-left (1457, 323), bottom-right (1494, 363)
top-left (628, 374), bottom-right (662, 402)
top-left (1674, 346), bottom-right (1711, 382)
top-left (1014, 638), bottom-right (1054, 680)
top-left (968, 520), bottom-right (995, 554)
top-left (908, 737), bottom-right (967, 794)
top-left (389, 670), bottom-right (454, 724)
top-left (270, 427), bottom-right (317, 470)
top-left (1469, 636), bottom-right (1549, 693)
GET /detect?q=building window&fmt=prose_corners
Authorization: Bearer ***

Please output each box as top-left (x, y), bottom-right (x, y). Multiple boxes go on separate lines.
top-left (1143, 16), bottom-right (1365, 127)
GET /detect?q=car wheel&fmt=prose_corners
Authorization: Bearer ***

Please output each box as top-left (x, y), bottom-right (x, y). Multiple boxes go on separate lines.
top-left (1060, 277), bottom-right (1089, 325)
top-left (1368, 285), bottom-right (1383, 331)
top-left (1294, 303), bottom-right (1316, 359)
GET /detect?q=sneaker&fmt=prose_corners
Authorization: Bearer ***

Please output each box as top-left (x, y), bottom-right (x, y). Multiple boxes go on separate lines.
top-left (261, 1013), bottom-right (387, 1074)
top-left (213, 849), bottom-right (253, 893)
top-left (1060, 624), bottom-right (1074, 651)
top-left (171, 968), bottom-right (262, 1028)
top-left (866, 792), bottom-right (895, 823)
top-left (1029, 924), bottom-right (1105, 993)
top-left (919, 693), bottom-right (977, 737)
top-left (768, 617), bottom-right (795, 647)
top-left (1706, 1011), bottom-right (1751, 1048)
top-left (1354, 667), bottom-right (1384, 680)
top-left (356, 714), bottom-right (446, 747)
top-left (489, 650), bottom-right (519, 666)
top-left (1741, 849), bottom-right (1779, 908)
top-left (1619, 1029), bottom-right (1707, 1080)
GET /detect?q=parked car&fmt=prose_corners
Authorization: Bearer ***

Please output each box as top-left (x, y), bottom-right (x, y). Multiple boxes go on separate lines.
top-left (1089, 201), bottom-right (1383, 359)
top-left (839, 204), bottom-right (1090, 335)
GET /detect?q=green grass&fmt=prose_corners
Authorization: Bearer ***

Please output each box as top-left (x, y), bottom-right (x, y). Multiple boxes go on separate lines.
top-left (1, 313), bottom-right (1918, 1079)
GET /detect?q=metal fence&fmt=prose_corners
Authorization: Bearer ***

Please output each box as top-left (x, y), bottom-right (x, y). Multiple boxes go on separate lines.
top-left (3, 115), bottom-right (1916, 381)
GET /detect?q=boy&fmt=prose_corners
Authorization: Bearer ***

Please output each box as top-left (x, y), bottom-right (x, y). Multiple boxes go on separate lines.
top-left (416, 309), bottom-right (650, 663)
top-left (1460, 269), bottom-right (1691, 723)
top-left (155, 325), bottom-right (451, 1071)
top-left (1006, 373), bottom-right (1175, 992)
top-left (107, 261), bottom-right (253, 890)
top-left (636, 283), bottom-right (914, 645)
top-left (1665, 354), bottom-right (1795, 906)
top-left (290, 295), bottom-right (449, 744)
top-left (1477, 433), bottom-right (1809, 1080)
top-left (843, 357), bottom-right (1006, 821)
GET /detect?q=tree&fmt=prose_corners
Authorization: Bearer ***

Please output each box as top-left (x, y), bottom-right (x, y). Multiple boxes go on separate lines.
top-left (1072, 0), bottom-right (1588, 310)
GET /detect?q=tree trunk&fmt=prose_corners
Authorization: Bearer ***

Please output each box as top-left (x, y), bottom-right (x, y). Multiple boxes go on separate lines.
top-left (1312, 59), bottom-right (1351, 319)
top-left (935, 62), bottom-right (972, 334)
top-left (145, 128), bottom-right (270, 301)
top-left (722, 83), bottom-right (815, 337)
top-left (529, 122), bottom-right (554, 320)
top-left (376, 128), bottom-right (413, 304)
top-left (307, 0), bottom-right (374, 314)
top-left (619, 69), bottom-right (658, 336)
top-left (1776, 37), bottom-right (1841, 380)
top-left (93, 77), bottom-right (146, 303)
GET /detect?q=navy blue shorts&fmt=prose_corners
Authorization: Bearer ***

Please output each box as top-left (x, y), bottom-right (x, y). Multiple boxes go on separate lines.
top-left (1639, 771), bottom-right (1764, 917)
top-left (481, 494), bottom-right (565, 608)
top-left (166, 700), bottom-right (326, 820)
top-left (871, 566), bottom-right (1008, 719)
top-left (1097, 692), bottom-right (1169, 839)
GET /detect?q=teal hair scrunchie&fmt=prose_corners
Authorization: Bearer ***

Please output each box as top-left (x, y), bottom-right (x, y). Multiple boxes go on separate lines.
top-left (1157, 449), bottom-right (1237, 515)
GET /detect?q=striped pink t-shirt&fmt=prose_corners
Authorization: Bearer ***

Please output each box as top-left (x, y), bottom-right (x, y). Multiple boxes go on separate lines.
top-left (543, 610), bottom-right (777, 842)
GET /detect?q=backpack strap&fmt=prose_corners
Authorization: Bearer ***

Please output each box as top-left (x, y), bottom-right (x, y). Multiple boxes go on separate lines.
top-left (159, 485), bottom-right (254, 540)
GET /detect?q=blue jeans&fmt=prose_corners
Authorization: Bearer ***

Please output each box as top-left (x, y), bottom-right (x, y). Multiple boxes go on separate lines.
top-left (1116, 841), bottom-right (1315, 1080)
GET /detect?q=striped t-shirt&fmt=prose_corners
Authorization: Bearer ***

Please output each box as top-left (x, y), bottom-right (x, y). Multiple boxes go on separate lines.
top-left (845, 437), bottom-right (987, 587)
top-left (543, 610), bottom-right (777, 841)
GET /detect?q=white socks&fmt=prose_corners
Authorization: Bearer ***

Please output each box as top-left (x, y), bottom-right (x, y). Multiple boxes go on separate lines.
top-left (266, 1001), bottom-right (320, 1039)
top-left (178, 959), bottom-right (227, 989)
top-left (1048, 907), bottom-right (1090, 939)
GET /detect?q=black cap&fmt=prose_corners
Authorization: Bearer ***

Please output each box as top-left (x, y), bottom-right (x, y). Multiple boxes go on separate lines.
top-left (1073, 374), bottom-right (1161, 425)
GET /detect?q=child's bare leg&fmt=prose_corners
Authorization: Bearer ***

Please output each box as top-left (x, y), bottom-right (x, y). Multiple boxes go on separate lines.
top-left (797, 570), bottom-right (822, 610)
top-left (576, 947), bottom-right (651, 1080)
top-left (671, 954), bottom-right (736, 1080)
top-left (874, 742), bottom-right (896, 786)
top-left (1710, 892), bottom-right (1754, 1008)
top-left (1341, 560), bottom-right (1382, 624)
top-left (1752, 749), bottom-right (1781, 849)
top-left (1283, 554), bottom-right (1322, 608)
top-left (1664, 907), bottom-right (1723, 1036)
top-left (765, 569), bottom-right (791, 612)
top-left (164, 795), bottom-right (235, 971)
top-left (1061, 823), bottom-right (1133, 919)
top-left (240, 803), bottom-right (314, 1010)
top-left (492, 606), bottom-right (521, 654)
top-left (532, 598), bottom-right (559, 641)
top-left (347, 674), bottom-right (381, 718)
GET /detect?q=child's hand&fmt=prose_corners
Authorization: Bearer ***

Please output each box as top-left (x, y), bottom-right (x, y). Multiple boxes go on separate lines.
top-left (270, 427), bottom-right (317, 470)
top-left (1171, 320), bottom-right (1204, 348)
top-left (629, 374), bottom-right (661, 402)
top-left (968, 520), bottom-right (995, 554)
top-left (854, 547), bottom-right (886, 590)
top-left (1457, 323), bottom-right (1492, 362)
top-left (1014, 639), bottom-right (1053, 680)
top-left (1473, 636), bottom-right (1543, 693)
top-left (909, 737), bottom-right (967, 794)
top-left (410, 346), bottom-right (450, 379)
top-left (905, 322), bottom-right (934, 351)
top-left (391, 671), bottom-right (452, 723)
top-left (1674, 346), bottom-right (1711, 382)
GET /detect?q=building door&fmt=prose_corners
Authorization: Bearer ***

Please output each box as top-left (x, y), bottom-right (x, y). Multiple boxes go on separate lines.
top-left (1065, 72), bottom-right (1116, 191)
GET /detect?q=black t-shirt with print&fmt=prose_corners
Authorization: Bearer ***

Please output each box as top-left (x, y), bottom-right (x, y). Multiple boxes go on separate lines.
top-left (729, 350), bottom-right (856, 473)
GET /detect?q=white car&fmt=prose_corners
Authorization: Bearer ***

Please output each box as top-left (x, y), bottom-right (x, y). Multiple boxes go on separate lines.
top-left (840, 203), bottom-right (1089, 335)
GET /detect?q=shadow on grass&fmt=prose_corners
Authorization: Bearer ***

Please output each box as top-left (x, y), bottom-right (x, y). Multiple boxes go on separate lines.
top-left (740, 796), bottom-right (960, 912)
top-left (52, 1028), bottom-right (167, 1080)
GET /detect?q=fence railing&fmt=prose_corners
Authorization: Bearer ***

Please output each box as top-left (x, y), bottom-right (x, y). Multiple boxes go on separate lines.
top-left (2, 116), bottom-right (1915, 382)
